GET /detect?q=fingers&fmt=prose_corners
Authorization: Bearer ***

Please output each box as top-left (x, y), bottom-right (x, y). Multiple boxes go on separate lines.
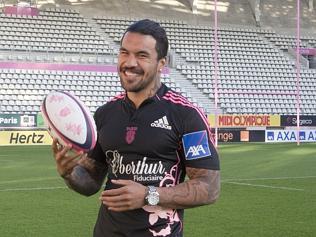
top-left (51, 138), bottom-right (59, 154)
top-left (101, 194), bottom-right (126, 202)
top-left (100, 180), bottom-right (147, 211)
top-left (100, 180), bottom-right (132, 196)
top-left (51, 139), bottom-right (83, 177)
top-left (111, 179), bottom-right (133, 186)
top-left (101, 186), bottom-right (126, 197)
top-left (100, 192), bottom-right (132, 211)
top-left (52, 139), bottom-right (83, 158)
top-left (55, 144), bottom-right (75, 164)
top-left (107, 205), bottom-right (132, 212)
top-left (58, 151), bottom-right (83, 176)
top-left (51, 138), bottom-right (70, 155)
top-left (59, 153), bottom-right (79, 168)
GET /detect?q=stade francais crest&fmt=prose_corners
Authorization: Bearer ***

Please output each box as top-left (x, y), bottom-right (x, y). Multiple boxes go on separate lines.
top-left (125, 127), bottom-right (138, 144)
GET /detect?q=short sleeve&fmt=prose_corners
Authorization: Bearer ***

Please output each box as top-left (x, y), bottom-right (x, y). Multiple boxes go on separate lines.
top-left (87, 107), bottom-right (107, 165)
top-left (180, 108), bottom-right (219, 170)
top-left (88, 139), bottom-right (107, 164)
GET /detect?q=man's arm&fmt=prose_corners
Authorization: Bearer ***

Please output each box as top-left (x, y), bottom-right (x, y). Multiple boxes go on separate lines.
top-left (99, 167), bottom-right (220, 211)
top-left (52, 139), bottom-right (107, 196)
top-left (63, 156), bottom-right (108, 196)
top-left (157, 167), bottom-right (220, 209)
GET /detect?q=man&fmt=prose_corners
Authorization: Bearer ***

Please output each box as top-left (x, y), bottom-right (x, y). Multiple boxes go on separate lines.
top-left (52, 19), bottom-right (220, 237)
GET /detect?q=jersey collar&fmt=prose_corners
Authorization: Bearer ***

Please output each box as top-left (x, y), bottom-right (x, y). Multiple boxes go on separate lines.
top-left (155, 83), bottom-right (169, 100)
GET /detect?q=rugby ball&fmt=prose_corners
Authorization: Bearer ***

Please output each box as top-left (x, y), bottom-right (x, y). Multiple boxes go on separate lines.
top-left (41, 91), bottom-right (97, 153)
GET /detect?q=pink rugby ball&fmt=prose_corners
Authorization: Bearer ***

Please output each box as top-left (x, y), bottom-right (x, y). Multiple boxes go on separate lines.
top-left (41, 91), bottom-right (97, 152)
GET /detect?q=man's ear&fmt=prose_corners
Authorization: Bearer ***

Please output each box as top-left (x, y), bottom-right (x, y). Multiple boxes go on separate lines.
top-left (158, 57), bottom-right (167, 72)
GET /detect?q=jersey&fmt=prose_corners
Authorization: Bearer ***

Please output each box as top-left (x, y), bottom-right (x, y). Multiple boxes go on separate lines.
top-left (89, 83), bottom-right (220, 237)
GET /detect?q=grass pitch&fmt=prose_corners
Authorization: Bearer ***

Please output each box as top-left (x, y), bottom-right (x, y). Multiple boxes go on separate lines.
top-left (0, 143), bottom-right (315, 237)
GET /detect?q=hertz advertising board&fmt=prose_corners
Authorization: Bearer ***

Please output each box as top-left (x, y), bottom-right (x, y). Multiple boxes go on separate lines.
top-left (0, 131), bottom-right (52, 146)
top-left (208, 114), bottom-right (280, 127)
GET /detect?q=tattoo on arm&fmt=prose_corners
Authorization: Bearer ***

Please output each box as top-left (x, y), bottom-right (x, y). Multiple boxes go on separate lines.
top-left (64, 156), bottom-right (108, 196)
top-left (158, 168), bottom-right (220, 209)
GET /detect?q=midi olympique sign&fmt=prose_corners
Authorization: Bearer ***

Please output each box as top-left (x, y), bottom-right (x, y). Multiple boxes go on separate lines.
top-left (208, 114), bottom-right (281, 127)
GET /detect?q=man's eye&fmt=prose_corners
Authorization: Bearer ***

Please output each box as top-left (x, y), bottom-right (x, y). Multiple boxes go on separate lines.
top-left (119, 51), bottom-right (128, 55)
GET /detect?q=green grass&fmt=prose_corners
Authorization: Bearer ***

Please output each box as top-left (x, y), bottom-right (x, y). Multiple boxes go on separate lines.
top-left (0, 143), bottom-right (316, 237)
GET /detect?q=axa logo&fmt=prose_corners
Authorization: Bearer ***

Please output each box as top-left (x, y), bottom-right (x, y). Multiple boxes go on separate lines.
top-left (182, 130), bottom-right (211, 160)
top-left (186, 145), bottom-right (206, 157)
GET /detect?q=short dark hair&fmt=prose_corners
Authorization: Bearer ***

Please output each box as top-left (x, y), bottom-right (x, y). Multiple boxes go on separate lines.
top-left (122, 19), bottom-right (169, 60)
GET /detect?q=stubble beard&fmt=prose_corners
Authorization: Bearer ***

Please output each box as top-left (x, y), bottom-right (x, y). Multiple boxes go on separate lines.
top-left (120, 71), bottom-right (159, 94)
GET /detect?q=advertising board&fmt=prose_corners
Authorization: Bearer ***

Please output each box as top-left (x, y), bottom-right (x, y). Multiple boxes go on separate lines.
top-left (265, 130), bottom-right (316, 142)
top-left (0, 130), bottom-right (52, 146)
top-left (0, 114), bottom-right (36, 128)
top-left (208, 114), bottom-right (280, 127)
top-left (281, 115), bottom-right (316, 127)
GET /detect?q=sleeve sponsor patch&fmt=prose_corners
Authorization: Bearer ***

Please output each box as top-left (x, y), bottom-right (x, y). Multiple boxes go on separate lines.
top-left (182, 130), bottom-right (211, 160)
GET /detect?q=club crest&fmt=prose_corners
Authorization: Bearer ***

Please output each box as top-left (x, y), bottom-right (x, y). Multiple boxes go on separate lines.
top-left (125, 127), bottom-right (138, 144)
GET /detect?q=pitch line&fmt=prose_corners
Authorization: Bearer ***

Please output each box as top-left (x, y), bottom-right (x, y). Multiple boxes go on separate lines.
top-left (222, 176), bottom-right (316, 182)
top-left (0, 177), bottom-right (60, 185)
top-left (0, 154), bottom-right (28, 157)
top-left (0, 186), bottom-right (67, 192)
top-left (223, 181), bottom-right (304, 191)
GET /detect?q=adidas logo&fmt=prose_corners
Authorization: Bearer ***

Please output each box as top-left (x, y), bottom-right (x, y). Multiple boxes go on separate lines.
top-left (151, 116), bottom-right (172, 130)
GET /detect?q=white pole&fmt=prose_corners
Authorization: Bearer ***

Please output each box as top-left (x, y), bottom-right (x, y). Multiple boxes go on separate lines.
top-left (295, 0), bottom-right (301, 145)
top-left (213, 0), bottom-right (219, 147)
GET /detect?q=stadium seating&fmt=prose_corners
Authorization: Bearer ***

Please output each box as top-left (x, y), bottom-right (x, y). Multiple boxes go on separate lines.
top-left (0, 8), bottom-right (316, 115)
top-left (0, 67), bottom-right (192, 114)
top-left (0, 8), bottom-right (112, 56)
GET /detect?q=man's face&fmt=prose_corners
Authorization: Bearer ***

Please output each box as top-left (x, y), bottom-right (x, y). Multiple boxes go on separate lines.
top-left (118, 32), bottom-right (165, 93)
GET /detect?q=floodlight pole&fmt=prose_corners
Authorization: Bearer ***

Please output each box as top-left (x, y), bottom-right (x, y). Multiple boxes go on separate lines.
top-left (213, 0), bottom-right (219, 148)
top-left (295, 0), bottom-right (301, 145)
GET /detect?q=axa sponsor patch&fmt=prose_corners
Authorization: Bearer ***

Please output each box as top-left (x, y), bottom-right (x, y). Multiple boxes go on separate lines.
top-left (182, 130), bottom-right (211, 160)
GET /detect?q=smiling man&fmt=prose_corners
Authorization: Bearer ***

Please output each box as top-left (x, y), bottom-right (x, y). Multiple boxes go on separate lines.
top-left (52, 19), bottom-right (220, 237)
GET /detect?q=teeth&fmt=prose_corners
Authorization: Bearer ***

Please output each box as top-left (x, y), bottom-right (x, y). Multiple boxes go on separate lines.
top-left (125, 71), bottom-right (138, 76)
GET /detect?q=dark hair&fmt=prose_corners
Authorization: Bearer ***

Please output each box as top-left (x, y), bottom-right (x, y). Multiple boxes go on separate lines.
top-left (122, 19), bottom-right (169, 60)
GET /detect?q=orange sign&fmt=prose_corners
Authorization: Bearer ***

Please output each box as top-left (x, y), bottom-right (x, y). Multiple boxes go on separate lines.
top-left (240, 131), bottom-right (249, 142)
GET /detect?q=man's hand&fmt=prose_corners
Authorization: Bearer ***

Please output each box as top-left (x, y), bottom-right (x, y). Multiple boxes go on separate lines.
top-left (100, 179), bottom-right (147, 212)
top-left (51, 138), bottom-right (83, 177)
top-left (51, 138), bottom-right (107, 196)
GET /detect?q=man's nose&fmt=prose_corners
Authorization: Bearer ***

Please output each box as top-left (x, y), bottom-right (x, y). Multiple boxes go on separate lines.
top-left (125, 54), bottom-right (138, 67)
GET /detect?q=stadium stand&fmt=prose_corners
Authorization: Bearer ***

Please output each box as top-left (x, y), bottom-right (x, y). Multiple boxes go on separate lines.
top-left (0, 1), bottom-right (316, 115)
top-left (93, 16), bottom-right (316, 114)
top-left (0, 66), bottom-right (188, 114)
top-left (0, 7), bottom-right (114, 64)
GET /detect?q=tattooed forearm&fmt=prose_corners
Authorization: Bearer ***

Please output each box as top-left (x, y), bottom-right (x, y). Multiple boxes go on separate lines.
top-left (63, 157), bottom-right (107, 196)
top-left (78, 156), bottom-right (107, 183)
top-left (158, 168), bottom-right (220, 209)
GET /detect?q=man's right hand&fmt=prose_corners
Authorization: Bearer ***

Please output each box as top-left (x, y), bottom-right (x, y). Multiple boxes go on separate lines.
top-left (51, 138), bottom-right (83, 178)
